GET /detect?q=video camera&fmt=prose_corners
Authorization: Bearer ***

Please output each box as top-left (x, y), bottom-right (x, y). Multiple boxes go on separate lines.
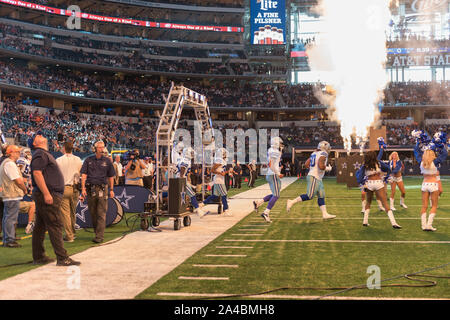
top-left (124, 150), bottom-right (140, 161)
top-left (124, 150), bottom-right (140, 170)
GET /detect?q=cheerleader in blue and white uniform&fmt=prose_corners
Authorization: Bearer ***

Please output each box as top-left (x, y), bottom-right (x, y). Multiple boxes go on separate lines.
top-left (356, 147), bottom-right (401, 229)
top-left (413, 131), bottom-right (448, 231)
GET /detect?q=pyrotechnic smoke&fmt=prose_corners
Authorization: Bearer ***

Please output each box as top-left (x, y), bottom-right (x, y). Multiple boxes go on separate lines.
top-left (306, 0), bottom-right (392, 152)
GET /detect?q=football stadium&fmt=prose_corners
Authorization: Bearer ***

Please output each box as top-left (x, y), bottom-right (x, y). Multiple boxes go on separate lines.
top-left (0, 0), bottom-right (449, 308)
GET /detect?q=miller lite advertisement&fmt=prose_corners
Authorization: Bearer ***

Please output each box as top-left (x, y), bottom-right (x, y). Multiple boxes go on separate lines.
top-left (250, 0), bottom-right (286, 45)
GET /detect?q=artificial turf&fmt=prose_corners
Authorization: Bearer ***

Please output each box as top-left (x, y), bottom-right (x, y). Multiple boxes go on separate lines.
top-left (135, 176), bottom-right (450, 300)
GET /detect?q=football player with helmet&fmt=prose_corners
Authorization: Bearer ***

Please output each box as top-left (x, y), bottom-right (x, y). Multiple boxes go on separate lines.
top-left (253, 137), bottom-right (284, 223)
top-left (200, 147), bottom-right (232, 216)
top-left (286, 141), bottom-right (336, 220)
top-left (176, 147), bottom-right (207, 218)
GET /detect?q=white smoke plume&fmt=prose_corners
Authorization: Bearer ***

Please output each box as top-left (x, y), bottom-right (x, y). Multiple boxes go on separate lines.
top-left (306, 0), bottom-right (392, 152)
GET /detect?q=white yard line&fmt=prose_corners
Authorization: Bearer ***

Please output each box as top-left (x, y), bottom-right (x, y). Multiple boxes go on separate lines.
top-left (215, 246), bottom-right (253, 249)
top-left (178, 276), bottom-right (229, 281)
top-left (252, 217), bottom-right (450, 220)
top-left (205, 254), bottom-right (247, 257)
top-left (224, 239), bottom-right (450, 244)
top-left (192, 264), bottom-right (239, 268)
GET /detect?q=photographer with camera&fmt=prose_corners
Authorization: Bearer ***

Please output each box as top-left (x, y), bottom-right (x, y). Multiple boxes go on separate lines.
top-left (124, 149), bottom-right (146, 187)
top-left (56, 141), bottom-right (82, 242)
top-left (80, 141), bottom-right (115, 243)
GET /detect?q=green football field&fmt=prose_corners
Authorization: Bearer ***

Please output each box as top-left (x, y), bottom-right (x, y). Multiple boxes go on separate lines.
top-left (136, 176), bottom-right (450, 300)
top-left (1, 177), bottom-right (449, 299)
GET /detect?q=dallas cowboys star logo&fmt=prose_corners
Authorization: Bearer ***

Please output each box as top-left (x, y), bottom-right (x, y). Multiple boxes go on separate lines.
top-left (76, 200), bottom-right (89, 223)
top-left (342, 163), bottom-right (347, 169)
top-left (409, 168), bottom-right (413, 172)
top-left (116, 189), bottom-right (135, 210)
top-left (353, 162), bottom-right (361, 170)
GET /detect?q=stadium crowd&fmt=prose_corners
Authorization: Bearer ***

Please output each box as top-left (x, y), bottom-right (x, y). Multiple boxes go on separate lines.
top-left (1, 99), bottom-right (157, 155)
top-left (1, 57), bottom-right (448, 107)
top-left (0, 37), bottom-right (247, 76)
top-left (2, 98), bottom-right (447, 154)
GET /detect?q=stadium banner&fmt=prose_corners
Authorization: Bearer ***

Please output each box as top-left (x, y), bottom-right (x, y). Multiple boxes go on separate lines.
top-left (336, 158), bottom-right (348, 184)
top-left (346, 155), bottom-right (364, 188)
top-left (74, 185), bottom-right (150, 228)
top-left (387, 54), bottom-right (450, 67)
top-left (0, 0), bottom-right (243, 33)
top-left (75, 197), bottom-right (124, 229)
top-left (112, 185), bottom-right (152, 213)
top-left (250, 0), bottom-right (286, 45)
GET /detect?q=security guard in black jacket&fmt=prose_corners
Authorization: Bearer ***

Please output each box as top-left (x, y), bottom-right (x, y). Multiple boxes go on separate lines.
top-left (80, 141), bottom-right (115, 243)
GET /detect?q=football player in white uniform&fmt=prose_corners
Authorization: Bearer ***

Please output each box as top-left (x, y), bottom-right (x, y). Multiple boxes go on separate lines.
top-left (171, 141), bottom-right (184, 173)
top-left (177, 147), bottom-right (207, 218)
top-left (16, 147), bottom-right (35, 233)
top-left (16, 147), bottom-right (32, 186)
top-left (201, 148), bottom-right (231, 216)
top-left (253, 137), bottom-right (284, 223)
top-left (286, 141), bottom-right (336, 220)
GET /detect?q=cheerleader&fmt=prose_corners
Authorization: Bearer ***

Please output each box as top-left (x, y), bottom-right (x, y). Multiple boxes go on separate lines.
top-left (356, 147), bottom-right (402, 229)
top-left (414, 134), bottom-right (448, 231)
top-left (431, 131), bottom-right (447, 200)
top-left (387, 152), bottom-right (408, 210)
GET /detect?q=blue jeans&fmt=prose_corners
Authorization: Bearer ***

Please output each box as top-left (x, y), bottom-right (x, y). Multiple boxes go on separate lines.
top-left (2, 200), bottom-right (20, 244)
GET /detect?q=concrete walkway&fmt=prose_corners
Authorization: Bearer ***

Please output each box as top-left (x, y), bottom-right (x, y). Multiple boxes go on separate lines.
top-left (0, 177), bottom-right (297, 300)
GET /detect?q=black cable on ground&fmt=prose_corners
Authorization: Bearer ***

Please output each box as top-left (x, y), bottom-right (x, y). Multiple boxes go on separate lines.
top-left (196, 262), bottom-right (450, 300)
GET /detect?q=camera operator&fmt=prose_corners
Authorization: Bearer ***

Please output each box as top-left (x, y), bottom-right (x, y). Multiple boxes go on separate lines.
top-left (124, 149), bottom-right (146, 187)
top-left (80, 141), bottom-right (115, 243)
